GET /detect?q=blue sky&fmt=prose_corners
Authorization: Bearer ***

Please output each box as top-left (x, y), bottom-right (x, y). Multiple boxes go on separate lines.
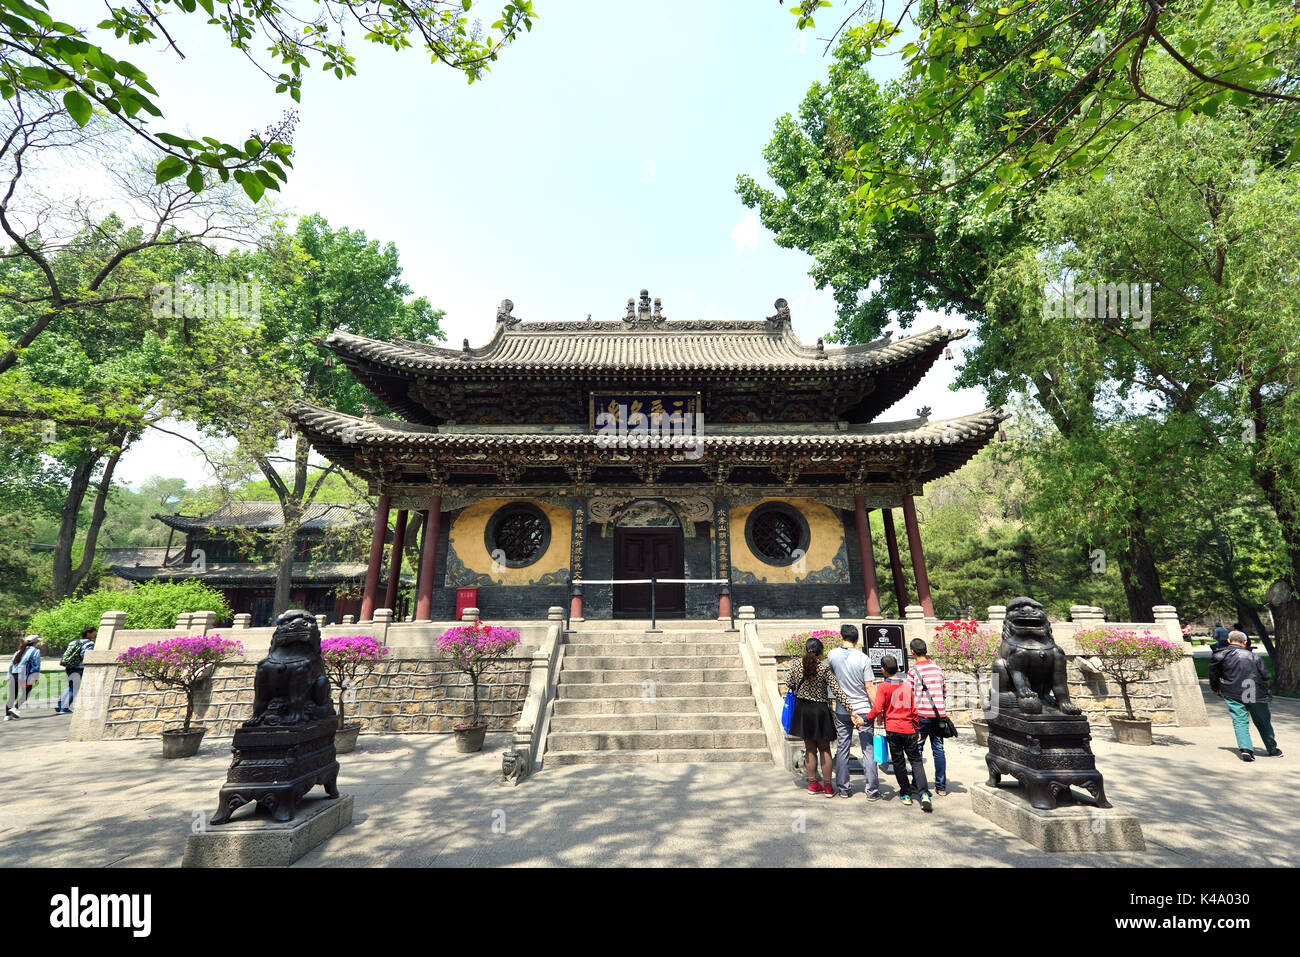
top-left (107, 1), bottom-right (984, 486)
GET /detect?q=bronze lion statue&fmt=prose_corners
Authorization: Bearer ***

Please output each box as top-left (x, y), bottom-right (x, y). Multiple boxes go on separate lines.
top-left (245, 609), bottom-right (335, 727)
top-left (992, 597), bottom-right (1081, 715)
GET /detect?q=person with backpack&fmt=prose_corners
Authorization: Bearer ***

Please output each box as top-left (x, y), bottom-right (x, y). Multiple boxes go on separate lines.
top-left (865, 654), bottom-right (933, 812)
top-left (1209, 630), bottom-right (1283, 762)
top-left (55, 626), bottom-right (96, 715)
top-left (5, 635), bottom-right (42, 720)
top-left (907, 638), bottom-right (950, 797)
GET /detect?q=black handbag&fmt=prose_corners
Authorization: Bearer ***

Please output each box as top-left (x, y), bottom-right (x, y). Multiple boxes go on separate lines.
top-left (919, 679), bottom-right (958, 738)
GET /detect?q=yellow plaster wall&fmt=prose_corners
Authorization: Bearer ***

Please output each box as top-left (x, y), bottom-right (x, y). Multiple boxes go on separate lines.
top-left (447, 498), bottom-right (572, 586)
top-left (727, 497), bottom-right (846, 584)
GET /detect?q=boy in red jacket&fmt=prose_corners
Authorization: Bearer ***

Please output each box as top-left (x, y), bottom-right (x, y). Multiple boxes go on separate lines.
top-left (865, 654), bottom-right (933, 811)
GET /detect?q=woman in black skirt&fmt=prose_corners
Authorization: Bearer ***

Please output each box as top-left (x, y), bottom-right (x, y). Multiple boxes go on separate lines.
top-left (787, 637), bottom-right (860, 796)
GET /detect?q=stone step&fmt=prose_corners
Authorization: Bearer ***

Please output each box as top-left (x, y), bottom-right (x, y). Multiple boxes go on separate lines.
top-left (555, 681), bottom-right (754, 699)
top-left (558, 667), bottom-right (749, 684)
top-left (552, 696), bottom-right (758, 715)
top-left (563, 641), bottom-right (740, 656)
top-left (566, 630), bottom-right (736, 643)
top-left (548, 712), bottom-right (764, 732)
top-left (547, 729), bottom-right (769, 752)
top-left (561, 654), bottom-right (740, 670)
top-left (545, 748), bottom-right (772, 766)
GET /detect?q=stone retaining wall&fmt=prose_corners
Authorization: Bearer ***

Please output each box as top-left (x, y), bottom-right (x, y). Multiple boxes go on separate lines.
top-left (775, 661), bottom-right (1177, 726)
top-left (101, 655), bottom-right (531, 739)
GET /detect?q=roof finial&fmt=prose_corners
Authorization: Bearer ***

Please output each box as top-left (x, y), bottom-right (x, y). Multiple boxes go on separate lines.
top-left (461, 338), bottom-right (471, 360)
top-left (638, 289), bottom-right (651, 321)
top-left (496, 298), bottom-right (518, 327)
top-left (767, 298), bottom-right (791, 327)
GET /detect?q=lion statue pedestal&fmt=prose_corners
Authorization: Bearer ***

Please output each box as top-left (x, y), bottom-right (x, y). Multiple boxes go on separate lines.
top-left (209, 610), bottom-right (341, 825)
top-left (984, 597), bottom-right (1110, 811)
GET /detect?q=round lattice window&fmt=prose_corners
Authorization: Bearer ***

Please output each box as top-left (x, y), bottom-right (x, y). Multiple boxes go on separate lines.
top-left (484, 502), bottom-right (550, 568)
top-left (744, 502), bottom-right (810, 567)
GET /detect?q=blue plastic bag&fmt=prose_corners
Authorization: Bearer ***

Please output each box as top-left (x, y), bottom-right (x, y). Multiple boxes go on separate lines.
top-left (872, 733), bottom-right (888, 765)
top-left (781, 690), bottom-right (796, 734)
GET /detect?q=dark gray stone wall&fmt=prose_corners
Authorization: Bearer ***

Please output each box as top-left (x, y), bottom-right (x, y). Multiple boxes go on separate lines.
top-left (730, 511), bottom-right (866, 618)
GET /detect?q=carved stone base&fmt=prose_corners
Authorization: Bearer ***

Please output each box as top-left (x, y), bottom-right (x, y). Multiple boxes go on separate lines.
top-left (986, 700), bottom-right (1111, 810)
top-left (185, 795), bottom-right (354, 867)
top-left (970, 784), bottom-right (1144, 852)
top-left (210, 718), bottom-right (340, 825)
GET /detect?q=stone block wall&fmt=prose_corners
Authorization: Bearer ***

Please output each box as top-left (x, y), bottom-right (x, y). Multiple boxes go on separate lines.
top-left (775, 662), bottom-right (1177, 727)
top-left (99, 655), bottom-right (531, 740)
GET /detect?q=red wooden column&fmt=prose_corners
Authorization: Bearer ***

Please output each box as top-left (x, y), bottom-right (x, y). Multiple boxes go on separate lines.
top-left (359, 493), bottom-right (392, 622)
top-left (853, 495), bottom-right (882, 618)
top-left (881, 507), bottom-right (911, 613)
top-left (382, 509), bottom-right (408, 615)
top-left (415, 495), bottom-right (442, 621)
top-left (901, 494), bottom-right (935, 617)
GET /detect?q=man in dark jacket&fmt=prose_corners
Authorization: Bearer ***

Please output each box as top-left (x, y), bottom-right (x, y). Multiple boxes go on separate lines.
top-left (1209, 631), bottom-right (1282, 762)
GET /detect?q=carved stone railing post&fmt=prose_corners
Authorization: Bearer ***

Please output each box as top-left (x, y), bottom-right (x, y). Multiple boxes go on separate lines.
top-left (1153, 604), bottom-right (1208, 727)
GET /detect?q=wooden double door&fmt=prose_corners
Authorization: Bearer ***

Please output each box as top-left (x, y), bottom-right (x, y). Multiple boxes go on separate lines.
top-left (612, 528), bottom-right (685, 618)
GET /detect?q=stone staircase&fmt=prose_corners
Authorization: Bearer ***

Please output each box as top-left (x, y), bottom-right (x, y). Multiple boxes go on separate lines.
top-left (544, 622), bottom-right (771, 766)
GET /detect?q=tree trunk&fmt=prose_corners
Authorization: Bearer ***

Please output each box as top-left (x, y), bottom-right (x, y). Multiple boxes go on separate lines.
top-left (66, 436), bottom-right (126, 596)
top-left (1268, 588), bottom-right (1300, 696)
top-left (1118, 522), bottom-right (1164, 622)
top-left (51, 456), bottom-right (98, 600)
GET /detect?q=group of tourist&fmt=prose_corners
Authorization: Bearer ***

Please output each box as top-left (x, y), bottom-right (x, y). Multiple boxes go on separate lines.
top-left (789, 622), bottom-right (1284, 801)
top-left (788, 624), bottom-right (948, 811)
top-left (4, 627), bottom-right (95, 721)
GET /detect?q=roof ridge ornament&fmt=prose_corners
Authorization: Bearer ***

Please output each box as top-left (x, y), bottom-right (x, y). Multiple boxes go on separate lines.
top-left (623, 288), bottom-right (666, 327)
top-left (496, 299), bottom-right (520, 328)
top-left (766, 298), bottom-right (791, 328)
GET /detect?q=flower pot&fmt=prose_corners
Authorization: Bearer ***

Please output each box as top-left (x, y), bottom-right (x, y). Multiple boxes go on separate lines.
top-left (1110, 715), bottom-right (1153, 745)
top-left (161, 726), bottom-right (207, 758)
top-left (972, 719), bottom-right (990, 748)
top-left (453, 723), bottom-right (487, 753)
top-left (334, 723), bottom-right (362, 754)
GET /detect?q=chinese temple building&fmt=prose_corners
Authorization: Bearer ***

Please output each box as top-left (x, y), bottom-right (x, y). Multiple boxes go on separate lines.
top-left (289, 291), bottom-right (1001, 623)
top-left (107, 500), bottom-right (396, 625)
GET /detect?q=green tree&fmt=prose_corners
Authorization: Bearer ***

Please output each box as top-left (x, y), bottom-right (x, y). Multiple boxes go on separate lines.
top-left (0, 512), bottom-right (53, 649)
top-left (786, 0), bottom-right (1300, 217)
top-left (1, 0), bottom-right (536, 195)
top-left (189, 214), bottom-right (444, 616)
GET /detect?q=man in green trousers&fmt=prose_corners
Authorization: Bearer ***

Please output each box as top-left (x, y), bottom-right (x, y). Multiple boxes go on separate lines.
top-left (1209, 631), bottom-right (1283, 762)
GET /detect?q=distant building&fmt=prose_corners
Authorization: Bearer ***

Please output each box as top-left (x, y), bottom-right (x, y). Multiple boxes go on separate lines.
top-left (106, 501), bottom-right (412, 625)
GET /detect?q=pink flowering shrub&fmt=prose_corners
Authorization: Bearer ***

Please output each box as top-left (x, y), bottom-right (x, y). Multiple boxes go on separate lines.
top-left (321, 636), bottom-right (391, 728)
top-left (930, 620), bottom-right (1000, 706)
top-left (778, 629), bottom-right (840, 658)
top-left (1075, 626), bottom-right (1183, 719)
top-left (117, 634), bottom-right (244, 733)
top-left (435, 621), bottom-right (521, 728)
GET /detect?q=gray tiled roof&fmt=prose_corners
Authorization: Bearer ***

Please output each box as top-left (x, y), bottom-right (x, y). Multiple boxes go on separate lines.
top-left (109, 561), bottom-right (403, 586)
top-left (327, 323), bottom-right (965, 375)
top-left (154, 500), bottom-right (370, 533)
top-left (288, 402), bottom-right (1002, 450)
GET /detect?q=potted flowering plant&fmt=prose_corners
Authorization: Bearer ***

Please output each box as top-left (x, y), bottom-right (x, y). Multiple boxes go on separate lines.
top-left (930, 619), bottom-right (1000, 746)
top-left (116, 634), bottom-right (244, 758)
top-left (320, 635), bottom-right (391, 754)
top-left (1074, 626), bottom-right (1184, 744)
top-left (435, 620), bottom-right (521, 753)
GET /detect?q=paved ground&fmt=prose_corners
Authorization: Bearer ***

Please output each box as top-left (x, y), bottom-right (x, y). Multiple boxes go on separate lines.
top-left (1, 685), bottom-right (1294, 867)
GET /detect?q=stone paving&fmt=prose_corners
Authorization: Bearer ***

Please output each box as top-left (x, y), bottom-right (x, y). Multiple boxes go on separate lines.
top-left (0, 685), bottom-right (1294, 868)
